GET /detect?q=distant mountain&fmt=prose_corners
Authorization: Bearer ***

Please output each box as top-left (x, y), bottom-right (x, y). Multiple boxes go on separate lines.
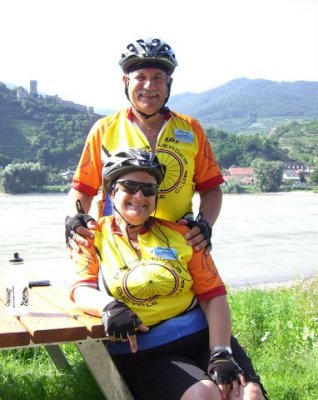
top-left (95, 108), bottom-right (116, 116)
top-left (168, 78), bottom-right (318, 133)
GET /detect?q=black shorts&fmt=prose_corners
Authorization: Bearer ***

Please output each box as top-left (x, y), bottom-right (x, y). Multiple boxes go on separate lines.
top-left (110, 330), bottom-right (268, 400)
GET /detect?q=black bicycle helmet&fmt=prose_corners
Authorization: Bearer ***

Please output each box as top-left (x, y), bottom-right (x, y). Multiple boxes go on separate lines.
top-left (119, 37), bottom-right (178, 75)
top-left (102, 148), bottom-right (166, 185)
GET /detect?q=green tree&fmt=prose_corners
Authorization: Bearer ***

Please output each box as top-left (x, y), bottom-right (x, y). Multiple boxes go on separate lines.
top-left (251, 158), bottom-right (284, 192)
top-left (310, 166), bottom-right (318, 184)
top-left (0, 162), bottom-right (48, 193)
top-left (0, 154), bottom-right (10, 168)
top-left (206, 128), bottom-right (289, 168)
top-left (222, 178), bottom-right (243, 194)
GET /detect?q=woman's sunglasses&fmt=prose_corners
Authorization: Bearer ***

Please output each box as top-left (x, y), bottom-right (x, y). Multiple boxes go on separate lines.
top-left (116, 180), bottom-right (159, 197)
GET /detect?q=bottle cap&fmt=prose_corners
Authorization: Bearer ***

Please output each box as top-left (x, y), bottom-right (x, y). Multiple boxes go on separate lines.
top-left (9, 252), bottom-right (24, 263)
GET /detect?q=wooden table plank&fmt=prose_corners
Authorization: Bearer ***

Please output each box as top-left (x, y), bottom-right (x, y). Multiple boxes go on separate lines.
top-left (19, 290), bottom-right (88, 344)
top-left (33, 285), bottom-right (105, 338)
top-left (0, 301), bottom-right (30, 348)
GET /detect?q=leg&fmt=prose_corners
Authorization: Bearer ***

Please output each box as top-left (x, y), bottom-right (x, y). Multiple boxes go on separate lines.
top-left (45, 345), bottom-right (72, 371)
top-left (231, 336), bottom-right (268, 399)
top-left (181, 380), bottom-right (222, 400)
top-left (229, 382), bottom-right (265, 400)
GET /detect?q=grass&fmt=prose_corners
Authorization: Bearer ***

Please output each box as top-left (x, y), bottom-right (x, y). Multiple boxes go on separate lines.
top-left (0, 278), bottom-right (317, 400)
top-left (228, 278), bottom-right (318, 399)
top-left (0, 346), bottom-right (104, 400)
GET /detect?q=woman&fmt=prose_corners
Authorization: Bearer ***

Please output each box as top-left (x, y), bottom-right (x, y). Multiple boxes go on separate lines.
top-left (70, 149), bottom-right (266, 400)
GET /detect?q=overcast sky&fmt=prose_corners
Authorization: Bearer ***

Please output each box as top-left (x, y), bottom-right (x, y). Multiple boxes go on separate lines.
top-left (1, 0), bottom-right (317, 110)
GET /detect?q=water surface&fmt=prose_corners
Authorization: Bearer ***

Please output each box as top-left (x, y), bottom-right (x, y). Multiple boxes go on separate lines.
top-left (1, 192), bottom-right (317, 288)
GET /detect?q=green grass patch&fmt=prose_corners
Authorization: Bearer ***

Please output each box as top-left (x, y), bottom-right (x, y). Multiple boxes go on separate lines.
top-left (228, 278), bottom-right (318, 399)
top-left (0, 346), bottom-right (104, 400)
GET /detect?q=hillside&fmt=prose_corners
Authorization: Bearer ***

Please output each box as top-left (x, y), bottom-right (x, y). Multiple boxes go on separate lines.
top-left (0, 82), bottom-right (100, 169)
top-left (1, 80), bottom-right (317, 172)
top-left (168, 78), bottom-right (318, 133)
top-left (272, 120), bottom-right (318, 165)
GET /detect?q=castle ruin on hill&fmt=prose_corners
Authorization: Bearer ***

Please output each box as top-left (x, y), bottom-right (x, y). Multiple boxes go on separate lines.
top-left (16, 80), bottom-right (94, 114)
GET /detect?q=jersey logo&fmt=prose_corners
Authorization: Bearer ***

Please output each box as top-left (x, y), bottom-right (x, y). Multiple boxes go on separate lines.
top-left (153, 247), bottom-right (178, 260)
top-left (174, 129), bottom-right (194, 143)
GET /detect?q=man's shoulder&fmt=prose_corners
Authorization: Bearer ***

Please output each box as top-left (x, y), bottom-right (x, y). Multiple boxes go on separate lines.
top-left (169, 109), bottom-right (198, 123)
top-left (168, 110), bottom-right (203, 131)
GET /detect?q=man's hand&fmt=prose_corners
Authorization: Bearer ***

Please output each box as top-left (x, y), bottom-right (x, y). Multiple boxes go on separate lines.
top-left (65, 213), bottom-right (96, 250)
top-left (208, 350), bottom-right (245, 400)
top-left (178, 212), bottom-right (212, 255)
top-left (102, 300), bottom-right (148, 353)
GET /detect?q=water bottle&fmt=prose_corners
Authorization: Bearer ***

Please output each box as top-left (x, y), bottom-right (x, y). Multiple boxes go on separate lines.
top-left (5, 252), bottom-right (29, 316)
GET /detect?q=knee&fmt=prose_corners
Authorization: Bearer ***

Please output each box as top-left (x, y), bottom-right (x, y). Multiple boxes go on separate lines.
top-left (181, 380), bottom-right (221, 400)
top-left (242, 382), bottom-right (265, 400)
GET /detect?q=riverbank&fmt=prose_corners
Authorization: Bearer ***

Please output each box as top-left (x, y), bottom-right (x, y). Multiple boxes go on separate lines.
top-left (1, 184), bottom-right (317, 195)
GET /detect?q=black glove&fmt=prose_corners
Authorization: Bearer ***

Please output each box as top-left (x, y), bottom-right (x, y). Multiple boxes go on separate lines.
top-left (208, 350), bottom-right (243, 385)
top-left (102, 300), bottom-right (142, 340)
top-left (184, 212), bottom-right (212, 250)
top-left (65, 213), bottom-right (95, 246)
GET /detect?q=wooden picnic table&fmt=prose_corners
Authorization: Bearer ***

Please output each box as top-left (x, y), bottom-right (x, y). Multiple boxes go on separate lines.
top-left (0, 282), bottom-right (134, 400)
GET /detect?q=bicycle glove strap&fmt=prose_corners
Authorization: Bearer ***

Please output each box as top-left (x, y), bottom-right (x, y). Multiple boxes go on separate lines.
top-left (208, 350), bottom-right (243, 385)
top-left (102, 300), bottom-right (142, 340)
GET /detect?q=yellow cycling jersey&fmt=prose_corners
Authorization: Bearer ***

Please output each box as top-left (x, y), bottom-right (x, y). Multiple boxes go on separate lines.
top-left (71, 108), bottom-right (224, 222)
top-left (70, 217), bottom-right (226, 327)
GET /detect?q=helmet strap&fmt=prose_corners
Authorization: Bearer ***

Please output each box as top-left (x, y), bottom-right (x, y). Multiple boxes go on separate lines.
top-left (113, 204), bottom-right (145, 228)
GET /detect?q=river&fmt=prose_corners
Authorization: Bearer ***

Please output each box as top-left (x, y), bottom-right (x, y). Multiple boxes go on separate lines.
top-left (0, 191), bottom-right (317, 288)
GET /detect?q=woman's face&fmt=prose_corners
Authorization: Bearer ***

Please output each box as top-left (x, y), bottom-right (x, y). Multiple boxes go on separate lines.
top-left (123, 67), bottom-right (169, 115)
top-left (111, 171), bottom-right (158, 226)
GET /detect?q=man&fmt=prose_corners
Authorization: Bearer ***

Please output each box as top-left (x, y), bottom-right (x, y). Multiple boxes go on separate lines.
top-left (66, 37), bottom-right (267, 399)
top-left (67, 37), bottom-right (222, 254)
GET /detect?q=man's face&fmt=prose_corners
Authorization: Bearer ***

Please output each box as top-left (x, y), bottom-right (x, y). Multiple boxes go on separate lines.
top-left (123, 68), bottom-right (170, 115)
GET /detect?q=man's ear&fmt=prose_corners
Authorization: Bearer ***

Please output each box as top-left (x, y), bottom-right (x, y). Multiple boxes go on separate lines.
top-left (122, 74), bottom-right (129, 85)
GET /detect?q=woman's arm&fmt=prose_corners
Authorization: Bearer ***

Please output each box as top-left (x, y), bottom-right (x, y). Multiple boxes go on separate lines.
top-left (73, 286), bottom-right (112, 317)
top-left (199, 295), bottom-right (231, 349)
top-left (200, 295), bottom-right (245, 399)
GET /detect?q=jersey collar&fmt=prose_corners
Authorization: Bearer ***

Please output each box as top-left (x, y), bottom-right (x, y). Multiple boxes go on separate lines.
top-left (126, 107), bottom-right (172, 122)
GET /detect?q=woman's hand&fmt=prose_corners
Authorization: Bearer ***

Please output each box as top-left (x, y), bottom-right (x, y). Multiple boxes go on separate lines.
top-left (207, 349), bottom-right (246, 399)
top-left (102, 300), bottom-right (148, 353)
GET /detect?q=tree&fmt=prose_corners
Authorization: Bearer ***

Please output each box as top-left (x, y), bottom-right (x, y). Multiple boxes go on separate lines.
top-left (251, 159), bottom-right (284, 192)
top-left (310, 166), bottom-right (318, 184)
top-left (206, 128), bottom-right (290, 168)
top-left (0, 162), bottom-right (48, 194)
top-left (0, 154), bottom-right (10, 168)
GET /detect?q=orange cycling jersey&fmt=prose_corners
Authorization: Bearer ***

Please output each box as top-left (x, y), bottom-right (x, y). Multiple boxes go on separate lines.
top-left (70, 217), bottom-right (226, 327)
top-left (71, 108), bottom-right (224, 221)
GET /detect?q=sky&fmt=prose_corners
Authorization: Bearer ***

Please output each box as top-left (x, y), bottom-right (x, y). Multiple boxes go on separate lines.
top-left (1, 0), bottom-right (318, 111)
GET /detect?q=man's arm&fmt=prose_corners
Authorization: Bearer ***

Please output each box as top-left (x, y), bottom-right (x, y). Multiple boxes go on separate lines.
top-left (199, 185), bottom-right (223, 228)
top-left (180, 185), bottom-right (223, 254)
top-left (66, 188), bottom-right (96, 248)
top-left (67, 187), bottom-right (94, 214)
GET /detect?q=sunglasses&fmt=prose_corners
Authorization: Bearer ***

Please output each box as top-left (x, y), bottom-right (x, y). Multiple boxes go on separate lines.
top-left (116, 180), bottom-right (159, 197)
